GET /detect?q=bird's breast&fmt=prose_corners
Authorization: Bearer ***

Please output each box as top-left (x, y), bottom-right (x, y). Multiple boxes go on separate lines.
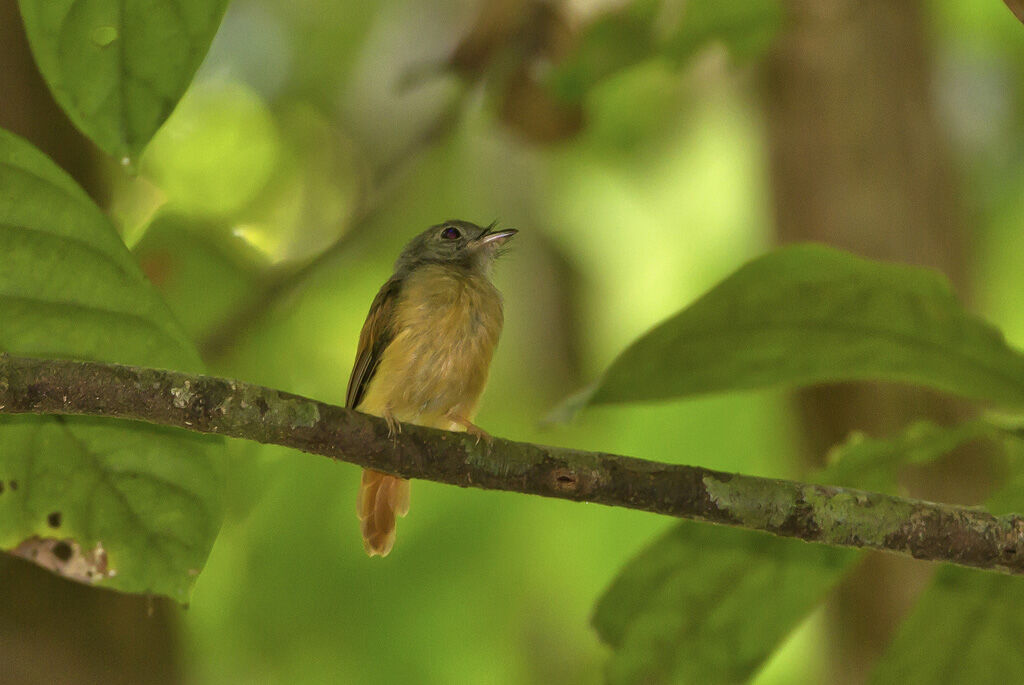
top-left (358, 265), bottom-right (504, 427)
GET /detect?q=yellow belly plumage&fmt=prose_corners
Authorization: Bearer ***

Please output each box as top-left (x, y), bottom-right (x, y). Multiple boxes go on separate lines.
top-left (356, 264), bottom-right (504, 555)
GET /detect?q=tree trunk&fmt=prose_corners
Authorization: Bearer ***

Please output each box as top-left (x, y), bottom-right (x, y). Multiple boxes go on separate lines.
top-left (765, 1), bottom-right (992, 681)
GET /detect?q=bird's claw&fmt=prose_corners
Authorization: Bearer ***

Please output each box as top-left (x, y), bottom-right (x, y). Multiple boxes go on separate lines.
top-left (383, 408), bottom-right (402, 443)
top-left (446, 411), bottom-right (491, 444)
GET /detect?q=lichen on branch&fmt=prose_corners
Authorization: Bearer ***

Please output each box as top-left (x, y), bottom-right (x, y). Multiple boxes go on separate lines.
top-left (2, 353), bottom-right (1024, 576)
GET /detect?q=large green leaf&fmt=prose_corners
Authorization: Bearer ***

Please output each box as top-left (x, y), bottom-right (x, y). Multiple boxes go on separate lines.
top-left (593, 421), bottom-right (994, 685)
top-left (557, 245), bottom-right (1024, 418)
top-left (17, 0), bottom-right (229, 159)
top-left (0, 128), bottom-right (222, 601)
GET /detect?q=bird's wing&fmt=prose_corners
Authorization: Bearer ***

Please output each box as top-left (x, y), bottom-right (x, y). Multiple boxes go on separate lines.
top-left (346, 276), bottom-right (403, 410)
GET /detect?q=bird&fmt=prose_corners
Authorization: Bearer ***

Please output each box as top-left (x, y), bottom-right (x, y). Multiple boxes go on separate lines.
top-left (346, 220), bottom-right (517, 556)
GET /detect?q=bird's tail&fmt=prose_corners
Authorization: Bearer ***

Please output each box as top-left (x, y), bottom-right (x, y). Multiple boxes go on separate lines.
top-left (357, 469), bottom-right (411, 557)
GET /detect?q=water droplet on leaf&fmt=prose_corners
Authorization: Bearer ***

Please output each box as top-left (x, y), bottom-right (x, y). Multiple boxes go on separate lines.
top-left (92, 26), bottom-right (118, 47)
top-left (119, 155), bottom-right (139, 175)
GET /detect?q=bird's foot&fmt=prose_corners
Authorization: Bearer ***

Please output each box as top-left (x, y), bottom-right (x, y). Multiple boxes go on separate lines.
top-left (383, 408), bottom-right (402, 443)
top-left (446, 411), bottom-right (492, 444)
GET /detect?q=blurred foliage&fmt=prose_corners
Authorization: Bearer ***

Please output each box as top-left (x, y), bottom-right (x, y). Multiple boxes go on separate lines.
top-left (547, 0), bottom-right (780, 102)
top-left (870, 438), bottom-right (1024, 683)
top-left (134, 215), bottom-right (259, 341)
top-left (143, 82), bottom-right (282, 219)
top-left (4, 0), bottom-right (1024, 682)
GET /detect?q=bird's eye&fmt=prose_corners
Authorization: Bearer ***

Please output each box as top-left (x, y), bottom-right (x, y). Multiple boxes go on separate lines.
top-left (441, 226), bottom-right (461, 240)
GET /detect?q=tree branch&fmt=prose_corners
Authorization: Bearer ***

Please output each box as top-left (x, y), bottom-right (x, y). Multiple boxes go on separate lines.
top-left (2, 354), bottom-right (1024, 575)
top-left (1005, 0), bottom-right (1024, 25)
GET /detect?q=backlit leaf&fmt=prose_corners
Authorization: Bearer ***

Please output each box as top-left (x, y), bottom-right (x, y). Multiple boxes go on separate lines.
top-left (18, 0), bottom-right (229, 158)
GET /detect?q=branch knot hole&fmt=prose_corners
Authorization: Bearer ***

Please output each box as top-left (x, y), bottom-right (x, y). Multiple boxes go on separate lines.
top-left (553, 468), bottom-right (578, 491)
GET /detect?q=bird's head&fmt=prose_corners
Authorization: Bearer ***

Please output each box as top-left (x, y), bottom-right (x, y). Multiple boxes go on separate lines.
top-left (395, 220), bottom-right (517, 276)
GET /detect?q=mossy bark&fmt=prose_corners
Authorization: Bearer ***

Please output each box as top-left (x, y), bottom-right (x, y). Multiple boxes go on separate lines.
top-left (4, 353), bottom-right (1024, 577)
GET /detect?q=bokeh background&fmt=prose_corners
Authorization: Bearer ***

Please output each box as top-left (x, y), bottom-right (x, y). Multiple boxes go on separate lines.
top-left (2, 0), bottom-right (1023, 683)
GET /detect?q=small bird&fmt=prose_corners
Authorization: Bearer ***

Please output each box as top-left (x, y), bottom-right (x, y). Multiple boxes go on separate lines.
top-left (347, 220), bottom-right (517, 556)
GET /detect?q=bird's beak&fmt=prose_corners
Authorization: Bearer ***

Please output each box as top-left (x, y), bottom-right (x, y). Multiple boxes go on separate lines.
top-left (475, 227), bottom-right (518, 247)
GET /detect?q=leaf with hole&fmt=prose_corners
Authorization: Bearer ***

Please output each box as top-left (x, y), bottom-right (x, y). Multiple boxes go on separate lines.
top-left (0, 128), bottom-right (223, 601)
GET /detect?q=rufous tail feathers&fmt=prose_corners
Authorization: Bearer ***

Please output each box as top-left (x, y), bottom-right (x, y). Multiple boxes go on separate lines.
top-left (357, 469), bottom-right (411, 557)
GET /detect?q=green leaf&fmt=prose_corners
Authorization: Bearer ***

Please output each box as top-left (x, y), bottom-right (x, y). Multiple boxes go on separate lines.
top-left (593, 421), bottom-right (994, 685)
top-left (0, 128), bottom-right (223, 601)
top-left (559, 245), bottom-right (1024, 418)
top-left (595, 524), bottom-right (856, 685)
top-left (17, 0), bottom-right (229, 159)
